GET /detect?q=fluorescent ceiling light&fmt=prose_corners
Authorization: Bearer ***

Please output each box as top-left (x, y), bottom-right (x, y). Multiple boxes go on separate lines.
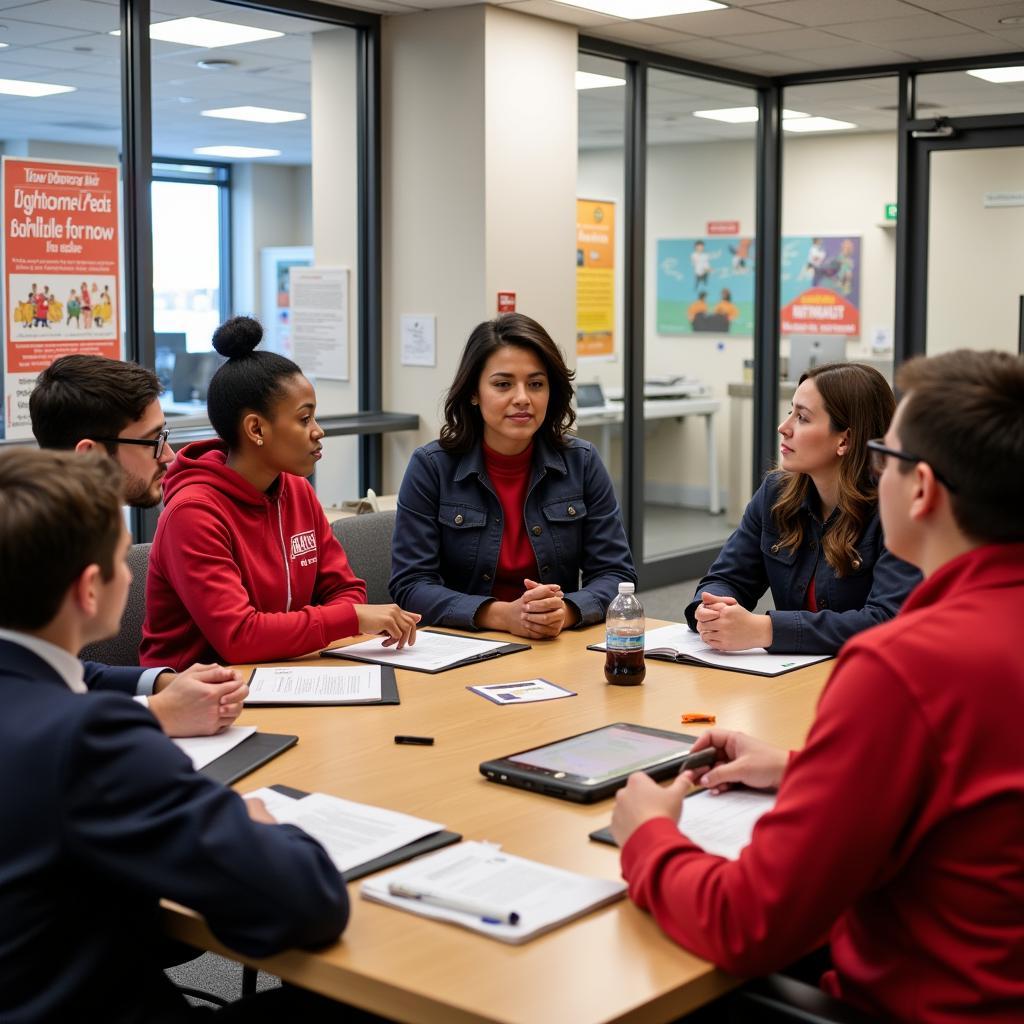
top-left (0, 78), bottom-right (75, 97)
top-left (194, 145), bottom-right (280, 158)
top-left (201, 105), bottom-right (306, 123)
top-left (111, 17), bottom-right (283, 48)
top-left (782, 116), bottom-right (856, 133)
top-left (967, 66), bottom-right (1024, 84)
top-left (0, 43), bottom-right (8, 49)
top-left (555, 1), bottom-right (725, 17)
top-left (693, 107), bottom-right (807, 124)
top-left (576, 71), bottom-right (626, 90)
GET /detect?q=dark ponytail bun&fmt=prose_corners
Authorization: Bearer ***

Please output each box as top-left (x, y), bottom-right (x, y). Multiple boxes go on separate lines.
top-left (212, 316), bottom-right (263, 359)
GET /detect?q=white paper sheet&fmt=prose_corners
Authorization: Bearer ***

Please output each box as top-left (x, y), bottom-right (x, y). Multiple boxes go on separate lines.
top-left (679, 788), bottom-right (776, 860)
top-left (468, 678), bottom-right (576, 705)
top-left (334, 631), bottom-right (511, 672)
top-left (245, 788), bottom-right (444, 873)
top-left (173, 725), bottom-right (257, 771)
top-left (361, 841), bottom-right (625, 944)
top-left (246, 664), bottom-right (382, 704)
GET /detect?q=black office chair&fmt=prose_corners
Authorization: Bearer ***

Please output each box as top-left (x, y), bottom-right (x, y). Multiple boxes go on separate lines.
top-left (727, 975), bottom-right (877, 1023)
top-left (80, 542), bottom-right (152, 665)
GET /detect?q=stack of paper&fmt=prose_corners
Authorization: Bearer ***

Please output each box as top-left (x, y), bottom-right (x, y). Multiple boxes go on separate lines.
top-left (246, 664), bottom-right (382, 704)
top-left (678, 788), bottom-right (776, 859)
top-left (173, 725), bottom-right (256, 771)
top-left (362, 841), bottom-right (625, 944)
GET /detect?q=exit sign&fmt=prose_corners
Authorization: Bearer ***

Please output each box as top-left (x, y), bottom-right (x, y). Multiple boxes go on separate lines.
top-left (884, 203), bottom-right (898, 221)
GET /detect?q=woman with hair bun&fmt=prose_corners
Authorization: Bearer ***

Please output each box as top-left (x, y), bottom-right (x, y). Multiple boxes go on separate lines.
top-left (390, 313), bottom-right (636, 639)
top-left (141, 316), bottom-right (419, 669)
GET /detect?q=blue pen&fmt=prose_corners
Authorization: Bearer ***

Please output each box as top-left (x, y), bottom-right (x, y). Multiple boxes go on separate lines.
top-left (388, 882), bottom-right (520, 925)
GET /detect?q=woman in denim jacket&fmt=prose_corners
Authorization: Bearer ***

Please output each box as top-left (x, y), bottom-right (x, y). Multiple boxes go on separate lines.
top-left (687, 362), bottom-right (920, 655)
top-left (390, 314), bottom-right (637, 639)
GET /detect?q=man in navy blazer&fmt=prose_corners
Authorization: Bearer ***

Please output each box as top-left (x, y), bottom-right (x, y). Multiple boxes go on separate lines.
top-left (31, 353), bottom-right (249, 737)
top-left (0, 447), bottom-right (348, 1022)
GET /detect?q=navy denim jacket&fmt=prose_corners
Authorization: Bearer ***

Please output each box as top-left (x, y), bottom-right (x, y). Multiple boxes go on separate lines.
top-left (390, 436), bottom-right (637, 629)
top-left (685, 475), bottom-right (921, 655)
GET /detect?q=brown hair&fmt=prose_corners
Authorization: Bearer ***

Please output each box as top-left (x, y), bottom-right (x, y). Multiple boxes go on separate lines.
top-left (896, 350), bottom-right (1024, 543)
top-left (772, 362), bottom-right (895, 576)
top-left (30, 355), bottom-right (161, 454)
top-left (440, 314), bottom-right (576, 454)
top-left (0, 448), bottom-right (123, 630)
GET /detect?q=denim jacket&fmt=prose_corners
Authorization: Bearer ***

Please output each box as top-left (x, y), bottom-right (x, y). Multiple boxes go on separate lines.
top-left (390, 436), bottom-right (637, 629)
top-left (685, 475), bottom-right (921, 654)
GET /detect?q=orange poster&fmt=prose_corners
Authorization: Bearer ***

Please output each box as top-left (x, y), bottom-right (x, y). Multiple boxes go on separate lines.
top-left (3, 157), bottom-right (121, 437)
top-left (576, 199), bottom-right (615, 358)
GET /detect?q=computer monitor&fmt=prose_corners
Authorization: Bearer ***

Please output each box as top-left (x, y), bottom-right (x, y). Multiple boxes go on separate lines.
top-left (576, 383), bottom-right (606, 409)
top-left (788, 336), bottom-right (846, 381)
top-left (154, 332), bottom-right (187, 390)
top-left (171, 351), bottom-right (225, 403)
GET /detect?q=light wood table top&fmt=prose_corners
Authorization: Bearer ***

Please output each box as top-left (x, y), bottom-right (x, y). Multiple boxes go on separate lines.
top-left (163, 621), bottom-right (833, 1024)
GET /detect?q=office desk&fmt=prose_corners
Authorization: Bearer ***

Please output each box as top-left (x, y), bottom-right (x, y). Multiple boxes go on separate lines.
top-left (164, 623), bottom-right (832, 1024)
top-left (575, 398), bottom-right (722, 514)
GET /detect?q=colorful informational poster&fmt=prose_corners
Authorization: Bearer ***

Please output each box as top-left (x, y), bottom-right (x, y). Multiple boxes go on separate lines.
top-left (576, 199), bottom-right (615, 358)
top-left (656, 236), bottom-right (755, 336)
top-left (3, 157), bottom-right (121, 438)
top-left (780, 235), bottom-right (861, 336)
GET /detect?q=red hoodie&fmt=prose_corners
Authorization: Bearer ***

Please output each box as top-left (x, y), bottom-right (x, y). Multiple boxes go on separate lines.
top-left (140, 439), bottom-right (366, 669)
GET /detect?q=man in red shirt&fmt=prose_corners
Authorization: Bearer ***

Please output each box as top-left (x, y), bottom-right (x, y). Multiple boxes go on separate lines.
top-left (612, 349), bottom-right (1024, 1023)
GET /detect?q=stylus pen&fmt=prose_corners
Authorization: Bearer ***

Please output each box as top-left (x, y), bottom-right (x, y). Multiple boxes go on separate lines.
top-left (678, 748), bottom-right (717, 774)
top-left (387, 883), bottom-right (520, 925)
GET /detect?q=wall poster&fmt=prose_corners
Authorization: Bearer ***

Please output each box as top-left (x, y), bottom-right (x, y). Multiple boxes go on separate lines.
top-left (576, 199), bottom-right (615, 358)
top-left (3, 157), bottom-right (121, 438)
top-left (780, 235), bottom-right (861, 336)
top-left (656, 235), bottom-right (755, 335)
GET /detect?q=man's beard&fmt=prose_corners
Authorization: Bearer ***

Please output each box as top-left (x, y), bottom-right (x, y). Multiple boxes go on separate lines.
top-left (123, 471), bottom-right (163, 509)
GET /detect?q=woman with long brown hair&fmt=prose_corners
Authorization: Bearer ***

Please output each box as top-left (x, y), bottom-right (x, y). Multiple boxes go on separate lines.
top-left (390, 313), bottom-right (636, 639)
top-left (686, 362), bottom-right (920, 654)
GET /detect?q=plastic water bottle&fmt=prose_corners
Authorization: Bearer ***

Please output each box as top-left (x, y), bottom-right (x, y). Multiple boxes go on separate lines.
top-left (604, 582), bottom-right (645, 686)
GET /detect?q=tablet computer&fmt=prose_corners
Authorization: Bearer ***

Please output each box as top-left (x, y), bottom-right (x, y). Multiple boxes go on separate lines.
top-left (479, 722), bottom-right (698, 803)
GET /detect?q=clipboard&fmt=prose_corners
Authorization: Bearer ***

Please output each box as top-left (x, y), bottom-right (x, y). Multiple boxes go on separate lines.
top-left (322, 630), bottom-right (531, 675)
top-left (199, 732), bottom-right (297, 786)
top-left (269, 785), bottom-right (462, 880)
top-left (243, 666), bottom-right (400, 706)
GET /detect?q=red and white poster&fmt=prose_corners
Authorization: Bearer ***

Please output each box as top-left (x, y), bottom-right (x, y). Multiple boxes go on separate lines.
top-left (3, 157), bottom-right (121, 438)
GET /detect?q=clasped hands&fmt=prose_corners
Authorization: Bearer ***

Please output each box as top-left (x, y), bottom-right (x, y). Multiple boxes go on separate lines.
top-left (694, 591), bottom-right (772, 651)
top-left (476, 578), bottom-right (579, 639)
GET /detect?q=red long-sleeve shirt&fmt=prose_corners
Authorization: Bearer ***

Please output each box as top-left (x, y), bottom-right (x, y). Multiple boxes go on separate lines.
top-left (622, 544), bottom-right (1024, 1023)
top-left (482, 442), bottom-right (537, 603)
top-left (140, 440), bottom-right (366, 669)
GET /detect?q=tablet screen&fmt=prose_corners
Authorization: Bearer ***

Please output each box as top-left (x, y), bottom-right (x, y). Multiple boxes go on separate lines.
top-left (508, 725), bottom-right (692, 785)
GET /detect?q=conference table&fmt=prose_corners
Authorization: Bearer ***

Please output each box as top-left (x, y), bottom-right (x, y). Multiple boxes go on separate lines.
top-left (163, 621), bottom-right (833, 1024)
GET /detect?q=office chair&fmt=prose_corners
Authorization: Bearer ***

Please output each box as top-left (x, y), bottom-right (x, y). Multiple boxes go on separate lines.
top-left (331, 510), bottom-right (397, 604)
top-left (727, 975), bottom-right (877, 1023)
top-left (79, 542), bottom-right (152, 666)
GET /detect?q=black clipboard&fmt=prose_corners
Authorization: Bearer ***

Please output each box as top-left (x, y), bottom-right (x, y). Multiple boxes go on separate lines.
top-left (199, 732), bottom-right (297, 786)
top-left (322, 630), bottom-right (531, 675)
top-left (244, 666), bottom-right (400, 706)
top-left (588, 825), bottom-right (616, 847)
top-left (269, 785), bottom-right (462, 880)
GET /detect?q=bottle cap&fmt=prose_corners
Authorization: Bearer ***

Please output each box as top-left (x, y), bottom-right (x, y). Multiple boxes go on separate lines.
top-left (617, 582), bottom-right (635, 594)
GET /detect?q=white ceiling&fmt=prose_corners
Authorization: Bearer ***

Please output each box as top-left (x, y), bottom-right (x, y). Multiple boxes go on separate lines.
top-left (0, 0), bottom-right (1022, 162)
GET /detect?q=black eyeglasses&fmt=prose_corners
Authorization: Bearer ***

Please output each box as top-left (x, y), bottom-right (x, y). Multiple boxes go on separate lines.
top-left (93, 429), bottom-right (171, 461)
top-left (866, 439), bottom-right (958, 492)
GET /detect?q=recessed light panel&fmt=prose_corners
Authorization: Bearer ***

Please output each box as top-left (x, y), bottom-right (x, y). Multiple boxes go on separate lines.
top-left (201, 106), bottom-right (306, 123)
top-left (967, 66), bottom-right (1024, 84)
top-left (194, 146), bottom-right (280, 158)
top-left (0, 78), bottom-right (75, 97)
top-left (112, 17), bottom-right (283, 48)
top-left (556, 1), bottom-right (725, 18)
top-left (782, 116), bottom-right (856, 133)
top-left (693, 107), bottom-right (808, 123)
top-left (576, 71), bottom-right (626, 90)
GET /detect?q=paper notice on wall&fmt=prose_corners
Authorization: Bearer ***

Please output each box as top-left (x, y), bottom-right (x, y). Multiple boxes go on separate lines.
top-left (3, 157), bottom-right (122, 439)
top-left (400, 314), bottom-right (436, 367)
top-left (290, 266), bottom-right (349, 381)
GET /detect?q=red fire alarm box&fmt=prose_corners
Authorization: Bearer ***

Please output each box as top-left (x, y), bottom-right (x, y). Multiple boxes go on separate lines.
top-left (497, 291), bottom-right (516, 314)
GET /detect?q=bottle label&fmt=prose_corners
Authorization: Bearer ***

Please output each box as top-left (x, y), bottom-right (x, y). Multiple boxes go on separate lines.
top-left (607, 632), bottom-right (644, 652)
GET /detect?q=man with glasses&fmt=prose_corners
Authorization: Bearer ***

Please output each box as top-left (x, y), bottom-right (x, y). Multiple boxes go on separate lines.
top-left (29, 354), bottom-right (247, 738)
top-left (612, 349), bottom-right (1024, 1022)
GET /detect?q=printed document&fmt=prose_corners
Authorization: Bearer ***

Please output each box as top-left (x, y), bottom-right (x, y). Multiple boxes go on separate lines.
top-left (332, 631), bottom-right (511, 672)
top-left (362, 841), bottom-right (625, 944)
top-left (245, 788), bottom-right (444, 873)
top-left (679, 788), bottom-right (776, 860)
top-left (246, 664), bottom-right (382, 704)
top-left (468, 678), bottom-right (576, 705)
top-left (173, 725), bottom-right (256, 771)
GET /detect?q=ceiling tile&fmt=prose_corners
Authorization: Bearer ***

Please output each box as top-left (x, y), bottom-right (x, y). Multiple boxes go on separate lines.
top-left (826, 13), bottom-right (979, 43)
top-left (718, 52), bottom-right (820, 74)
top-left (752, 0), bottom-right (921, 27)
top-left (726, 27), bottom-right (854, 51)
top-left (795, 42), bottom-right (910, 68)
top-left (647, 7), bottom-right (798, 35)
top-left (940, 1), bottom-right (1024, 31)
top-left (893, 34), bottom-right (1017, 59)
top-left (499, 1), bottom-right (619, 27)
top-left (586, 21), bottom-right (686, 45)
top-left (654, 37), bottom-right (762, 60)
top-left (0, 0), bottom-right (118, 30)
top-left (900, 0), bottom-right (1010, 9)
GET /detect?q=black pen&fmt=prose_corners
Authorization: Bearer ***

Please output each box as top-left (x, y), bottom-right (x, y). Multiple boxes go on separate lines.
top-left (395, 735), bottom-right (434, 746)
top-left (678, 748), bottom-right (717, 774)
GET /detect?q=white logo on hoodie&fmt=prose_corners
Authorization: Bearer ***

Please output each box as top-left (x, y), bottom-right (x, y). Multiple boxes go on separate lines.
top-left (290, 530), bottom-right (317, 559)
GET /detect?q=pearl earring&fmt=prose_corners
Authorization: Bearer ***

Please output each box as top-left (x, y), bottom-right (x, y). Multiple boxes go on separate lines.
top-left (257, 438), bottom-right (264, 447)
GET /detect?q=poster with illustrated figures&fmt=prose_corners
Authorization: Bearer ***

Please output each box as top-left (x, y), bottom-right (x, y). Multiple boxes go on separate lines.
top-left (780, 235), bottom-right (861, 336)
top-left (3, 157), bottom-right (121, 439)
